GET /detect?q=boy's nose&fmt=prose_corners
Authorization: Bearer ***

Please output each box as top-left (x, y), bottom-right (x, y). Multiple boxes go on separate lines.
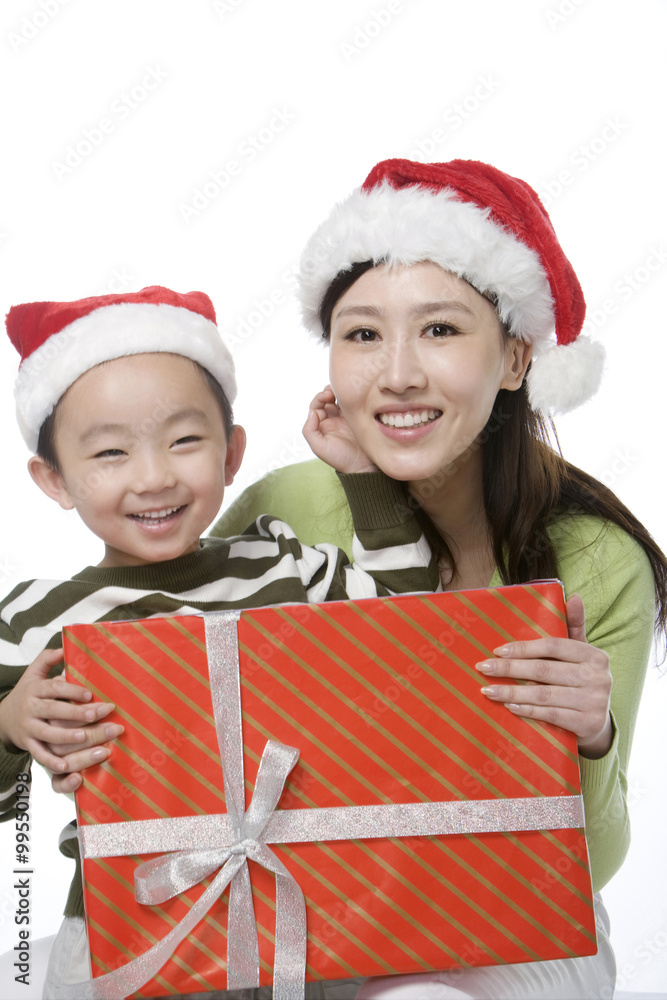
top-left (134, 453), bottom-right (177, 493)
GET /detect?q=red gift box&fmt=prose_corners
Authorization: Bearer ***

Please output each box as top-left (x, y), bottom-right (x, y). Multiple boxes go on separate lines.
top-left (63, 582), bottom-right (596, 998)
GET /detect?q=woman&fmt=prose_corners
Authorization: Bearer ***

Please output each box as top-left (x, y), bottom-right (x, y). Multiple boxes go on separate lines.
top-left (215, 159), bottom-right (667, 999)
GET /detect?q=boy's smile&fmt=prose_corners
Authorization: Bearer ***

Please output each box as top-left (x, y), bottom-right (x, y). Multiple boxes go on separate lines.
top-left (29, 353), bottom-right (245, 568)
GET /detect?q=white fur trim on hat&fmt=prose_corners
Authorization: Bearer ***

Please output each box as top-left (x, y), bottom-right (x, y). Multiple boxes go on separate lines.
top-left (299, 182), bottom-right (555, 349)
top-left (527, 336), bottom-right (605, 415)
top-left (15, 301), bottom-right (237, 452)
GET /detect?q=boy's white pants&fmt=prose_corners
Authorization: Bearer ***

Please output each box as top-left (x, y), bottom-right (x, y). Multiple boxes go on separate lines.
top-left (42, 894), bottom-right (615, 1000)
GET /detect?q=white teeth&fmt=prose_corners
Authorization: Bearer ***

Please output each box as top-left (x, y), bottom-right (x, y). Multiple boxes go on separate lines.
top-left (378, 410), bottom-right (439, 428)
top-left (133, 507), bottom-right (181, 520)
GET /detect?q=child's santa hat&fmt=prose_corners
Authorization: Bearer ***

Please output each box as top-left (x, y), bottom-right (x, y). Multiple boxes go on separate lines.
top-left (298, 158), bottom-right (604, 415)
top-left (6, 285), bottom-right (237, 451)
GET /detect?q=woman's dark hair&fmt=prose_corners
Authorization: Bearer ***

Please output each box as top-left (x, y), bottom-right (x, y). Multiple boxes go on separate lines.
top-left (320, 262), bottom-right (667, 635)
top-left (36, 357), bottom-right (235, 474)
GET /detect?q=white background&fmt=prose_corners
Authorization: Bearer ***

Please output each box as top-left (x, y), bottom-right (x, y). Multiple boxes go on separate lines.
top-left (1, 0), bottom-right (666, 994)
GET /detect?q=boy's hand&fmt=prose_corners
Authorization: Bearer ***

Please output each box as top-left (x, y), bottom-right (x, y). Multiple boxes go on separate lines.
top-left (303, 386), bottom-right (377, 474)
top-left (0, 648), bottom-right (120, 774)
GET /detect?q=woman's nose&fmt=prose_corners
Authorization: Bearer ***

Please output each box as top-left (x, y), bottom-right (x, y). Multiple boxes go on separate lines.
top-left (377, 339), bottom-right (428, 393)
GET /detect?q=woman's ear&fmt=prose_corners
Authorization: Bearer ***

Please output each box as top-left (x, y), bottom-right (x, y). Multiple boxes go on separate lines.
top-left (501, 338), bottom-right (533, 391)
top-left (27, 456), bottom-right (76, 510)
top-left (224, 425), bottom-right (247, 486)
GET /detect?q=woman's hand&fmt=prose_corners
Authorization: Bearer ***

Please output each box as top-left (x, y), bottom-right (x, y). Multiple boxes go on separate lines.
top-left (303, 385), bottom-right (377, 474)
top-left (475, 593), bottom-right (613, 758)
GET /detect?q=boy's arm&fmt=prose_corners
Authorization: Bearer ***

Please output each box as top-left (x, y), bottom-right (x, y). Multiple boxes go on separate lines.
top-left (248, 471), bottom-right (438, 604)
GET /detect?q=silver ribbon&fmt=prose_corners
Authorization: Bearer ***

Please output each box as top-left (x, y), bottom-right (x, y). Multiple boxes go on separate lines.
top-left (59, 612), bottom-right (586, 1000)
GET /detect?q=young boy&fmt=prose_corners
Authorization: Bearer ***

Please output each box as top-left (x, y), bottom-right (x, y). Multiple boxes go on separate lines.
top-left (0, 285), bottom-right (437, 997)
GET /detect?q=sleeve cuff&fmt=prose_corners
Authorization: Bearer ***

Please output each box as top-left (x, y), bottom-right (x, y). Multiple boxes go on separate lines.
top-left (578, 711), bottom-right (620, 793)
top-left (337, 472), bottom-right (413, 531)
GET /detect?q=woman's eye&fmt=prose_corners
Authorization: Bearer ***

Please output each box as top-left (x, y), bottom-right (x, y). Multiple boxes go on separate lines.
top-left (346, 327), bottom-right (378, 343)
top-left (424, 322), bottom-right (458, 338)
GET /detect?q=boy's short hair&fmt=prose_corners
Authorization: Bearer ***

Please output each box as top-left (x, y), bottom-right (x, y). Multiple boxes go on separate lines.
top-left (36, 358), bottom-right (235, 474)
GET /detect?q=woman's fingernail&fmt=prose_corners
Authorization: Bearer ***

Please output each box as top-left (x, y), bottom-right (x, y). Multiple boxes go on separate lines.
top-left (481, 686), bottom-right (501, 699)
top-left (494, 645), bottom-right (511, 656)
top-left (91, 747), bottom-right (110, 762)
top-left (475, 662), bottom-right (495, 674)
top-left (105, 724), bottom-right (124, 739)
top-left (507, 703), bottom-right (522, 713)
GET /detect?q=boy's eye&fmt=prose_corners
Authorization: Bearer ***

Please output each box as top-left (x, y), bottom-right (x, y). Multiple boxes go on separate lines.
top-left (172, 435), bottom-right (201, 446)
top-left (94, 449), bottom-right (125, 458)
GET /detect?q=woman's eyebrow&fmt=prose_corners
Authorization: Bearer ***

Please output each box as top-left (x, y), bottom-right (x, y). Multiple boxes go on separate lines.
top-left (334, 299), bottom-right (475, 321)
top-left (334, 303), bottom-right (383, 320)
top-left (412, 300), bottom-right (475, 316)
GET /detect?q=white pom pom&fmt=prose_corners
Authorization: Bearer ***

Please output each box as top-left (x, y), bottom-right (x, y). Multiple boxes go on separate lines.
top-left (527, 337), bottom-right (606, 415)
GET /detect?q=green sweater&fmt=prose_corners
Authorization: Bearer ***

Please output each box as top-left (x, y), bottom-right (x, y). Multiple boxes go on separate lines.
top-left (213, 460), bottom-right (657, 893)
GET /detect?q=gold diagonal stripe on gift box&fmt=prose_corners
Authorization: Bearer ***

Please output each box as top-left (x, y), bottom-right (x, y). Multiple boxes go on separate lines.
top-left (427, 834), bottom-right (583, 952)
top-left (290, 606), bottom-right (549, 799)
top-left (281, 844), bottom-right (434, 970)
top-left (165, 615), bottom-right (208, 653)
top-left (242, 717), bottom-right (366, 807)
top-left (432, 593), bottom-right (579, 763)
top-left (501, 830), bottom-right (593, 903)
top-left (463, 833), bottom-right (595, 936)
top-left (79, 775), bottom-right (136, 822)
top-left (69, 681), bottom-right (225, 807)
top-left (538, 829), bottom-right (591, 875)
top-left (252, 879), bottom-right (395, 977)
top-left (85, 911), bottom-right (216, 995)
top-left (317, 839), bottom-right (502, 966)
top-left (67, 643), bottom-right (225, 798)
top-left (253, 883), bottom-right (396, 978)
top-left (112, 740), bottom-right (212, 816)
top-left (93, 624), bottom-right (215, 724)
top-left (380, 601), bottom-right (580, 788)
top-left (269, 609), bottom-right (521, 799)
top-left (349, 838), bottom-right (541, 962)
top-left (86, 859), bottom-right (239, 979)
top-left (252, 883), bottom-right (350, 979)
top-left (524, 585), bottom-right (568, 623)
top-left (240, 666), bottom-right (401, 803)
top-left (99, 761), bottom-right (171, 818)
top-left (244, 617), bottom-right (496, 801)
top-left (133, 620), bottom-right (210, 688)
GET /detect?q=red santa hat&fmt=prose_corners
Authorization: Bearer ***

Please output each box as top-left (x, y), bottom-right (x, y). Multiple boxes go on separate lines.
top-left (298, 158), bottom-right (604, 415)
top-left (6, 285), bottom-right (237, 451)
